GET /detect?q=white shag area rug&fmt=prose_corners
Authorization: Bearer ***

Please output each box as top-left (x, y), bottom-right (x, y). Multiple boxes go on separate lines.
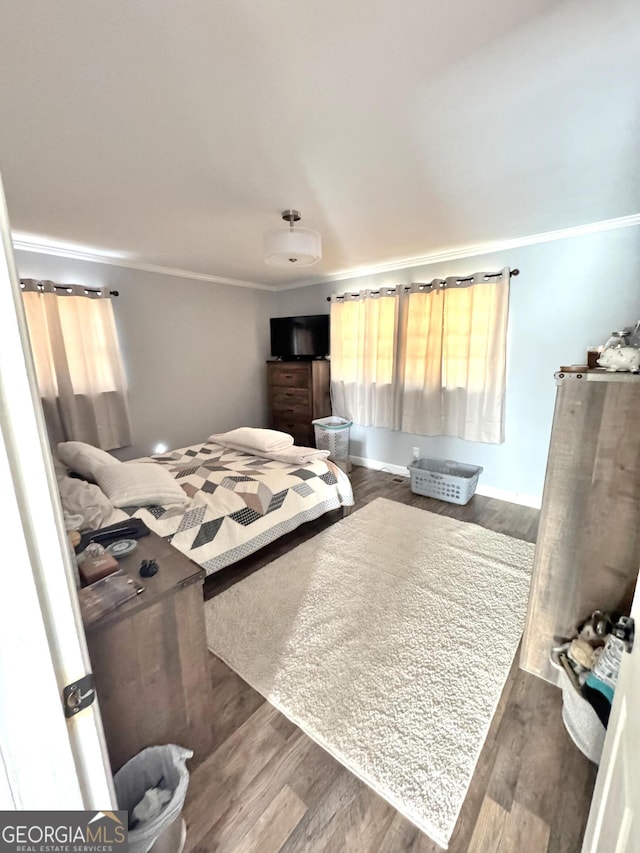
top-left (204, 497), bottom-right (534, 848)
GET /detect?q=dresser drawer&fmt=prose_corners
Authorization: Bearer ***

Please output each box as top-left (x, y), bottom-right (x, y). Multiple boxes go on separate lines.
top-left (266, 360), bottom-right (329, 449)
top-left (271, 385), bottom-right (310, 410)
top-left (272, 401), bottom-right (311, 421)
top-left (272, 410), bottom-right (309, 428)
top-left (268, 363), bottom-right (311, 388)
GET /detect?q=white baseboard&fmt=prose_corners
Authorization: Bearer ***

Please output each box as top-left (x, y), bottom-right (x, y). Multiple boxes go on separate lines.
top-left (474, 484), bottom-right (542, 509)
top-left (349, 455), bottom-right (542, 509)
top-left (350, 455), bottom-right (410, 478)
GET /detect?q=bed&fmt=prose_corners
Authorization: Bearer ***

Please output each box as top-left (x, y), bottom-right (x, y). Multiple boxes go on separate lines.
top-left (106, 439), bottom-right (354, 576)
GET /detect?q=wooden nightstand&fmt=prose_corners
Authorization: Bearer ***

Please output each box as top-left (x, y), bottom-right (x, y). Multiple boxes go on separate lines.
top-left (84, 531), bottom-right (213, 771)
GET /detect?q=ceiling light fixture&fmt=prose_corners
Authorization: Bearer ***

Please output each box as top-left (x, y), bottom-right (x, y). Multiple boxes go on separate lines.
top-left (264, 209), bottom-right (321, 267)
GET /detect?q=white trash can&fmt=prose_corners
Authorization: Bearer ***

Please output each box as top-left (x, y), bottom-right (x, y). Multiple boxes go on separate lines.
top-left (114, 744), bottom-right (193, 853)
top-left (312, 416), bottom-right (352, 462)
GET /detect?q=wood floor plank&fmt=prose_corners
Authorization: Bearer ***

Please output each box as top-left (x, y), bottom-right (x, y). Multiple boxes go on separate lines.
top-left (183, 702), bottom-right (287, 849)
top-left (202, 656), bottom-right (266, 757)
top-left (467, 796), bottom-right (509, 853)
top-left (278, 766), bottom-right (363, 853)
top-left (467, 797), bottom-right (551, 853)
top-left (501, 801), bottom-right (550, 853)
top-left (187, 466), bottom-right (595, 853)
top-left (282, 735), bottom-right (345, 807)
top-left (313, 785), bottom-right (396, 853)
top-left (510, 681), bottom-right (582, 820)
top-left (485, 666), bottom-right (530, 813)
top-left (236, 784), bottom-right (307, 853)
top-left (194, 733), bottom-right (308, 852)
top-left (378, 812), bottom-right (422, 852)
top-left (545, 739), bottom-right (598, 853)
top-left (487, 645), bottom-right (597, 853)
top-left (268, 710), bottom-right (300, 743)
top-left (203, 730), bottom-right (349, 853)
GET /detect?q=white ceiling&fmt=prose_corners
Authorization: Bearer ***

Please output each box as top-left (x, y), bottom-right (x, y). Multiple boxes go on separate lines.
top-left (1, 0), bottom-right (639, 288)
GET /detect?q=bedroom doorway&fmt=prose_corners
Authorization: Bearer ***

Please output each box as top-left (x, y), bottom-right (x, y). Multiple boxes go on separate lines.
top-left (0, 171), bottom-right (115, 809)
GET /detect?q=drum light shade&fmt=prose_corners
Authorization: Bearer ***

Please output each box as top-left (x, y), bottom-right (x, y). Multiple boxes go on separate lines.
top-left (264, 210), bottom-right (322, 267)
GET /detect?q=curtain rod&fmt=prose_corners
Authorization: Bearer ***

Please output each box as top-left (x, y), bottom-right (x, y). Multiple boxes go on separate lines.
top-left (20, 279), bottom-right (119, 297)
top-left (326, 268), bottom-right (519, 301)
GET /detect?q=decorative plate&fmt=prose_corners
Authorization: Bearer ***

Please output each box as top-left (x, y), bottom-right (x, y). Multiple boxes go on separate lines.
top-left (106, 539), bottom-right (137, 559)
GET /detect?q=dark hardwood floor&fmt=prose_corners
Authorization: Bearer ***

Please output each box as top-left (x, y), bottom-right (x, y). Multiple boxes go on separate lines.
top-left (184, 467), bottom-right (597, 853)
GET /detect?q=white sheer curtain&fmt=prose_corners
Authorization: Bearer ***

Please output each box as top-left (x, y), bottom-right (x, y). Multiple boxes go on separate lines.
top-left (442, 271), bottom-right (509, 442)
top-left (330, 292), bottom-right (400, 429)
top-left (398, 285), bottom-right (445, 435)
top-left (331, 268), bottom-right (510, 444)
top-left (22, 280), bottom-right (132, 450)
top-left (400, 269), bottom-right (509, 443)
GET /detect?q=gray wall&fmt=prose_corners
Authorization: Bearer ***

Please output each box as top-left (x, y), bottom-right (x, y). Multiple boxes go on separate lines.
top-left (17, 224), bottom-right (640, 498)
top-left (15, 251), bottom-right (273, 459)
top-left (274, 226), bottom-right (640, 501)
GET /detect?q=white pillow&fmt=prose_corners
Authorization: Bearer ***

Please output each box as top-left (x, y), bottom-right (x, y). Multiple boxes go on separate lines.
top-left (93, 462), bottom-right (189, 508)
top-left (57, 441), bottom-right (120, 480)
top-left (208, 427), bottom-right (294, 453)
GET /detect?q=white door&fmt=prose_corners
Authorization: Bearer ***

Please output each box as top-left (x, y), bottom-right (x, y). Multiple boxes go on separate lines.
top-left (582, 579), bottom-right (640, 853)
top-left (0, 172), bottom-right (116, 810)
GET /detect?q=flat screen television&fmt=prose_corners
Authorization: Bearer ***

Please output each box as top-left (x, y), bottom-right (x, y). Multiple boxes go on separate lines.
top-left (270, 314), bottom-right (330, 360)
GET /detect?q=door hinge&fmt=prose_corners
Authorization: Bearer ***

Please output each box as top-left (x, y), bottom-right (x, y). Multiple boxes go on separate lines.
top-left (63, 673), bottom-right (95, 718)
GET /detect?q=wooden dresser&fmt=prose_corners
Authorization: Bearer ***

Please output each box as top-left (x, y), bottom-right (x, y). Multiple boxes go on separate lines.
top-left (520, 370), bottom-right (640, 684)
top-left (84, 532), bottom-right (213, 771)
top-left (267, 359), bottom-right (331, 446)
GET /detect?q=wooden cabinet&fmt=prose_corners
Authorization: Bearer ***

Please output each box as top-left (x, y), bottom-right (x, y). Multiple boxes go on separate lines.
top-left (85, 532), bottom-right (213, 771)
top-left (520, 371), bottom-right (640, 685)
top-left (267, 360), bottom-right (331, 446)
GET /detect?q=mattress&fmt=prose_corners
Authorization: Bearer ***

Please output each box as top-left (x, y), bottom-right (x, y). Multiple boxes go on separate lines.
top-left (114, 440), bottom-right (354, 576)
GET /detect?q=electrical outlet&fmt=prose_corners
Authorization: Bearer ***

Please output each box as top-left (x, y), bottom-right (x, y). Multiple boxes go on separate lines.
top-left (412, 446), bottom-right (420, 460)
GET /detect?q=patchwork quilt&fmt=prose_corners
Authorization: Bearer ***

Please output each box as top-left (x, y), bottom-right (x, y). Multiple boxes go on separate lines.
top-left (115, 441), bottom-right (354, 576)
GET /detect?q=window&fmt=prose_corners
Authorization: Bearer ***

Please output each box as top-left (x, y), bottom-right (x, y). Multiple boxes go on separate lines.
top-left (330, 294), bottom-right (399, 430)
top-left (330, 269), bottom-right (510, 444)
top-left (22, 281), bottom-right (132, 450)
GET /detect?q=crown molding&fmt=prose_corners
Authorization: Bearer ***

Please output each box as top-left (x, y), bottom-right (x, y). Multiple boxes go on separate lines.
top-left (11, 236), bottom-right (276, 291)
top-left (276, 212), bottom-right (640, 291)
top-left (13, 211), bottom-right (640, 293)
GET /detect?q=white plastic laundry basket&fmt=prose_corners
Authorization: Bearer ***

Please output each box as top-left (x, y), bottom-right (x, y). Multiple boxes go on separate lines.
top-left (408, 457), bottom-right (482, 505)
top-left (312, 416), bottom-right (352, 461)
